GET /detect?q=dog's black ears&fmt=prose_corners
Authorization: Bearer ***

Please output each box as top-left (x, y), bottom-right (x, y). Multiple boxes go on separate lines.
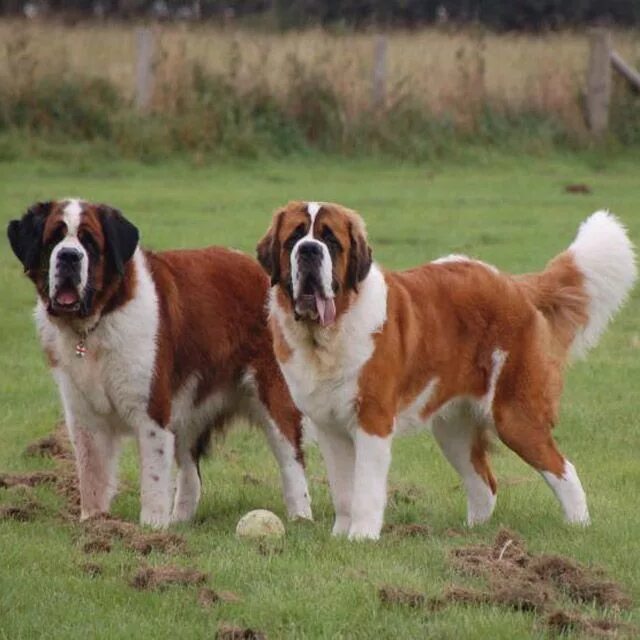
top-left (98, 205), bottom-right (139, 276)
top-left (346, 219), bottom-right (372, 292)
top-left (257, 210), bottom-right (285, 286)
top-left (7, 201), bottom-right (53, 273)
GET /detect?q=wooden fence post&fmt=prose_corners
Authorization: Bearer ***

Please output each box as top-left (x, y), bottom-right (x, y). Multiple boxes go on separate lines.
top-left (135, 27), bottom-right (155, 113)
top-left (372, 35), bottom-right (387, 110)
top-left (585, 28), bottom-right (611, 137)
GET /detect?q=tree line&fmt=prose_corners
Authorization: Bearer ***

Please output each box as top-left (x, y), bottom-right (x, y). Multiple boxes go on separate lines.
top-left (2, 0), bottom-right (639, 30)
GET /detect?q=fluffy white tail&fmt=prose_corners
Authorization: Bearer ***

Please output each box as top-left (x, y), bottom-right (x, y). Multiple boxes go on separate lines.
top-left (569, 211), bottom-right (637, 359)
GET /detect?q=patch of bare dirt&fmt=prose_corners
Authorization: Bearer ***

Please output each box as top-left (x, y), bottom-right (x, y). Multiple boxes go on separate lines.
top-left (0, 471), bottom-right (58, 488)
top-left (565, 184), bottom-right (592, 194)
top-left (530, 555), bottom-right (632, 610)
top-left (198, 587), bottom-right (242, 608)
top-left (24, 427), bottom-right (72, 461)
top-left (0, 501), bottom-right (40, 521)
top-left (82, 536), bottom-right (112, 554)
top-left (82, 515), bottom-right (187, 555)
top-left (544, 610), bottom-right (633, 638)
top-left (242, 473), bottom-right (260, 486)
top-left (428, 585), bottom-right (489, 610)
top-left (382, 523), bottom-right (433, 538)
top-left (378, 586), bottom-right (426, 608)
top-left (217, 623), bottom-right (267, 639)
top-left (130, 565), bottom-right (208, 591)
top-left (426, 528), bottom-right (634, 636)
top-left (127, 532), bottom-right (187, 555)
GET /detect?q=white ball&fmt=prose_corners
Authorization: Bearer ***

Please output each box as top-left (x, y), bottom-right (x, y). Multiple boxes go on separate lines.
top-left (235, 509), bottom-right (285, 539)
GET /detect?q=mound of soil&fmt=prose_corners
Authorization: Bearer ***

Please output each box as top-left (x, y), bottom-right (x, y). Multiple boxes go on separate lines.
top-left (426, 528), bottom-right (633, 636)
top-left (382, 523), bottom-right (433, 538)
top-left (0, 501), bottom-right (40, 521)
top-left (130, 565), bottom-right (208, 591)
top-left (217, 623), bottom-right (266, 639)
top-left (198, 587), bottom-right (242, 608)
top-left (24, 427), bottom-right (72, 461)
top-left (82, 515), bottom-right (187, 555)
top-left (545, 610), bottom-right (632, 638)
top-left (0, 471), bottom-right (58, 488)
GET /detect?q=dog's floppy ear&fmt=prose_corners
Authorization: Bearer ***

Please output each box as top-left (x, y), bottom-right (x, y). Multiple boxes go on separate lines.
top-left (98, 205), bottom-right (139, 276)
top-left (346, 215), bottom-right (372, 292)
top-left (256, 210), bottom-right (284, 286)
top-left (7, 201), bottom-right (53, 273)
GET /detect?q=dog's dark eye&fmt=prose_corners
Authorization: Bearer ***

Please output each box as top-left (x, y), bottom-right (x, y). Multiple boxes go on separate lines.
top-left (46, 226), bottom-right (65, 248)
top-left (321, 226), bottom-right (341, 252)
top-left (284, 224), bottom-right (307, 251)
top-left (79, 231), bottom-right (99, 257)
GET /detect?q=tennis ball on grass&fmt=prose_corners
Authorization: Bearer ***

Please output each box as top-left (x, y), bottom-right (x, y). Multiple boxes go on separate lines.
top-left (235, 509), bottom-right (285, 539)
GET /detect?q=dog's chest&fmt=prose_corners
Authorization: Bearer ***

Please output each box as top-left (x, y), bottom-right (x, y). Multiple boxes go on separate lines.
top-left (54, 334), bottom-right (114, 415)
top-left (285, 360), bottom-right (359, 429)
top-left (279, 332), bottom-right (371, 431)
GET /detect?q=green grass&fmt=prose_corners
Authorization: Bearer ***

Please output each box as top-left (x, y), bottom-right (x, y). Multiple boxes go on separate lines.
top-left (0, 152), bottom-right (639, 639)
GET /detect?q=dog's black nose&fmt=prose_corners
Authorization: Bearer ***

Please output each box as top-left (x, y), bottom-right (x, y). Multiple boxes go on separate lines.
top-left (58, 248), bottom-right (82, 264)
top-left (298, 242), bottom-right (322, 258)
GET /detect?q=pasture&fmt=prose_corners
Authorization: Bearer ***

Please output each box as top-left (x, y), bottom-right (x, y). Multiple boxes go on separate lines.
top-left (0, 153), bottom-right (639, 638)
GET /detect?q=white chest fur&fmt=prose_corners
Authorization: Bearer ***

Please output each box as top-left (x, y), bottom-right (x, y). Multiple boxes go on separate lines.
top-left (271, 265), bottom-right (388, 431)
top-left (36, 249), bottom-right (160, 427)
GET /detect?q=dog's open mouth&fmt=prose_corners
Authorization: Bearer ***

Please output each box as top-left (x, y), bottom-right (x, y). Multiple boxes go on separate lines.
top-left (295, 277), bottom-right (336, 327)
top-left (52, 282), bottom-right (81, 312)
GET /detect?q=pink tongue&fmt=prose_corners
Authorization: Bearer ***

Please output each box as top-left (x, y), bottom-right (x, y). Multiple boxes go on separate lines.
top-left (57, 290), bottom-right (78, 305)
top-left (315, 294), bottom-right (336, 327)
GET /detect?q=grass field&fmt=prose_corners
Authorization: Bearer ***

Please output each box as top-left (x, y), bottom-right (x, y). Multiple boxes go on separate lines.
top-left (0, 152), bottom-right (639, 638)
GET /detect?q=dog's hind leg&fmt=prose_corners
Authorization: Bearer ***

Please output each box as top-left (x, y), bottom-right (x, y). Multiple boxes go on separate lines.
top-left (432, 407), bottom-right (497, 527)
top-left (494, 403), bottom-right (589, 524)
top-left (171, 434), bottom-right (202, 524)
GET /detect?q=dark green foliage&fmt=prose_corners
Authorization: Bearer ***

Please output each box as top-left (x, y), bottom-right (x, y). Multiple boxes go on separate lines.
top-left (0, 57), bottom-right (638, 161)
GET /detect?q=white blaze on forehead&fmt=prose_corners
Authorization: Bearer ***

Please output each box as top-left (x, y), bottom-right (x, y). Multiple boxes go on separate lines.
top-left (62, 198), bottom-right (84, 236)
top-left (307, 202), bottom-right (321, 221)
top-left (291, 201), bottom-right (333, 300)
top-left (49, 198), bottom-right (90, 298)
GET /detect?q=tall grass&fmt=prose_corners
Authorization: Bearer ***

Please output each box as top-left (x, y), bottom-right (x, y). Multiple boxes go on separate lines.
top-left (1, 20), bottom-right (639, 159)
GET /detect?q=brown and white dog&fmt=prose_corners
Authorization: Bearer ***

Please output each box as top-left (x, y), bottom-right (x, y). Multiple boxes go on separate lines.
top-left (8, 199), bottom-right (312, 528)
top-left (257, 201), bottom-right (636, 540)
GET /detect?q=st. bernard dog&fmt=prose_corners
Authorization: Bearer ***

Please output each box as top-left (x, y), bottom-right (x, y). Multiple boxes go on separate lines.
top-left (8, 199), bottom-right (312, 528)
top-left (257, 201), bottom-right (636, 540)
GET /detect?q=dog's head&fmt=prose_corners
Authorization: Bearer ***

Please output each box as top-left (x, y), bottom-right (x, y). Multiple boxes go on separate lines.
top-left (7, 199), bottom-right (139, 320)
top-left (257, 201), bottom-right (372, 326)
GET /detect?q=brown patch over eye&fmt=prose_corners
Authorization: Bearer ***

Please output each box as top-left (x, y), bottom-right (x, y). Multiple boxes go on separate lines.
top-left (321, 225), bottom-right (342, 251)
top-left (46, 224), bottom-right (66, 247)
top-left (284, 223), bottom-right (307, 251)
top-left (79, 230), bottom-right (99, 256)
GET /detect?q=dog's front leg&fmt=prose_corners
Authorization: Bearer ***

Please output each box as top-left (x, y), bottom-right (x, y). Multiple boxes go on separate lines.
top-left (315, 426), bottom-right (355, 536)
top-left (70, 422), bottom-right (121, 520)
top-left (56, 371), bottom-right (121, 520)
top-left (135, 420), bottom-right (175, 529)
top-left (348, 426), bottom-right (393, 541)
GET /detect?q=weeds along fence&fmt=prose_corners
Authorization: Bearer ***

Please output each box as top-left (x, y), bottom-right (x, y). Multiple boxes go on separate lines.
top-left (1, 20), bottom-right (639, 160)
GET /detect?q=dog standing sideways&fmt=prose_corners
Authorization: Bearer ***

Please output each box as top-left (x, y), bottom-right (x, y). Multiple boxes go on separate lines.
top-left (257, 201), bottom-right (636, 540)
top-left (8, 199), bottom-right (312, 527)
